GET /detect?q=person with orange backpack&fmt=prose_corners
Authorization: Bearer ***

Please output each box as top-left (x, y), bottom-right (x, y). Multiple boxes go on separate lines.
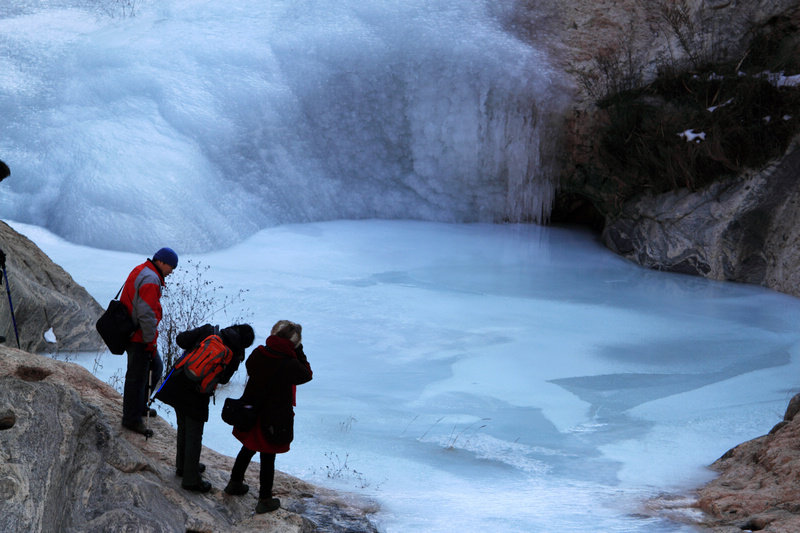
top-left (155, 322), bottom-right (255, 492)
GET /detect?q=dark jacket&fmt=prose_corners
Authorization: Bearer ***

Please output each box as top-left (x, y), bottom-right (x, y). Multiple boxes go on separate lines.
top-left (155, 324), bottom-right (244, 422)
top-left (238, 335), bottom-right (313, 447)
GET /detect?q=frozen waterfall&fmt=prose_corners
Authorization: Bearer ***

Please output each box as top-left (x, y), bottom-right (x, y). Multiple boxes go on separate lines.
top-left (0, 0), bottom-right (571, 253)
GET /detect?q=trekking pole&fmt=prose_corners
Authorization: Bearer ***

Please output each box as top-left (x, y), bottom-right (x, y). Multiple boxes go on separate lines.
top-left (152, 367), bottom-right (174, 400)
top-left (0, 250), bottom-right (20, 349)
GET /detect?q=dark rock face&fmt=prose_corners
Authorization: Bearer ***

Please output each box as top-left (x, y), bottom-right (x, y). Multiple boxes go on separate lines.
top-left (602, 143), bottom-right (800, 296)
top-left (0, 221), bottom-right (105, 353)
top-left (0, 347), bottom-right (379, 533)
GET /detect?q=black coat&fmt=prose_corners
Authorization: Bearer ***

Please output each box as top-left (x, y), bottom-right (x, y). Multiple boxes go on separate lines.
top-left (236, 335), bottom-right (312, 448)
top-left (155, 324), bottom-right (243, 422)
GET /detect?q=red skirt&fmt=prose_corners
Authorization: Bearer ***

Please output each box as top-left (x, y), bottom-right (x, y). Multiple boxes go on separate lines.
top-left (232, 415), bottom-right (290, 454)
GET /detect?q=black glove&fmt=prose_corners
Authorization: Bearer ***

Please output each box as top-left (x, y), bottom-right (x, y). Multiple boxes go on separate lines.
top-left (295, 344), bottom-right (308, 364)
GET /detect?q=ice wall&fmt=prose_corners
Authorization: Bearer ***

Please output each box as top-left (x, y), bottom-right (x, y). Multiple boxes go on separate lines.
top-left (0, 0), bottom-right (571, 253)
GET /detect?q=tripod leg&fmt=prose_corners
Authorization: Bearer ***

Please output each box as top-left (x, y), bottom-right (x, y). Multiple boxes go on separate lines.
top-left (2, 266), bottom-right (20, 349)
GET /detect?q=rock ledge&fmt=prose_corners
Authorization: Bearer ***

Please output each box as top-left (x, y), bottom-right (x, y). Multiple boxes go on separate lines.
top-left (0, 346), bottom-right (379, 533)
top-left (692, 395), bottom-right (800, 532)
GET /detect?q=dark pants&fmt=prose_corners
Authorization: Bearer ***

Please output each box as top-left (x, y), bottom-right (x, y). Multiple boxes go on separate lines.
top-left (231, 446), bottom-right (276, 500)
top-left (175, 408), bottom-right (205, 486)
top-left (122, 342), bottom-right (163, 426)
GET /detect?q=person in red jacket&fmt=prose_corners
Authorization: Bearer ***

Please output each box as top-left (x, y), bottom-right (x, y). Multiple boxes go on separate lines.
top-left (223, 320), bottom-right (313, 513)
top-left (120, 247), bottom-right (178, 436)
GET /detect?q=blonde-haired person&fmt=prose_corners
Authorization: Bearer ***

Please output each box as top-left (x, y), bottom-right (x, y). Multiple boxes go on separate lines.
top-left (224, 320), bottom-right (313, 513)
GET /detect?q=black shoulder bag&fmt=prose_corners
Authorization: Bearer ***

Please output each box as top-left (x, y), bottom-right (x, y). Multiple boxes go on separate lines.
top-left (95, 283), bottom-right (137, 355)
top-left (221, 396), bottom-right (258, 431)
top-left (222, 346), bottom-right (287, 432)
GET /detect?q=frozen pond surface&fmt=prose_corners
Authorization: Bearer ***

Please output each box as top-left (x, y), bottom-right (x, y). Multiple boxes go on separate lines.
top-left (10, 219), bottom-right (800, 533)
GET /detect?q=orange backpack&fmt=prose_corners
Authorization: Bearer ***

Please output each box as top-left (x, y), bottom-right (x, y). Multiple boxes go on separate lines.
top-left (174, 334), bottom-right (234, 394)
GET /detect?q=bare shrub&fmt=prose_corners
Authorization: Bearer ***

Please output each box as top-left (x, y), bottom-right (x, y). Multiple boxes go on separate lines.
top-left (94, 0), bottom-right (139, 18)
top-left (573, 6), bottom-right (800, 219)
top-left (577, 19), bottom-right (646, 105)
top-left (598, 72), bottom-right (800, 204)
top-left (638, 0), bottom-right (727, 72)
top-left (157, 260), bottom-right (251, 369)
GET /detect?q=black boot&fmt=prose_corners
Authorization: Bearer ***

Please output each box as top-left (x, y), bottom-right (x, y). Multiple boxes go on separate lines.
top-left (122, 421), bottom-right (153, 438)
top-left (256, 498), bottom-right (280, 513)
top-left (224, 480), bottom-right (249, 496)
top-left (182, 479), bottom-right (212, 493)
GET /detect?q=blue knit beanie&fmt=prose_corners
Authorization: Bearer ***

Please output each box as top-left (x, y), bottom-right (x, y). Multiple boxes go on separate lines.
top-left (153, 247), bottom-right (179, 268)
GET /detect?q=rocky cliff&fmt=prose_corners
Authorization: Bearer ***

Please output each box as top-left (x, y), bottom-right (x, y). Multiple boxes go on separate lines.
top-left (0, 346), bottom-right (378, 533)
top-left (551, 0), bottom-right (800, 298)
top-left (0, 221), bottom-right (105, 353)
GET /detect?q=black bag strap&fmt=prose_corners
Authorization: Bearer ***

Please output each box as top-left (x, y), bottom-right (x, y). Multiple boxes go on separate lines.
top-left (113, 282), bottom-right (125, 300)
top-left (263, 345), bottom-right (291, 358)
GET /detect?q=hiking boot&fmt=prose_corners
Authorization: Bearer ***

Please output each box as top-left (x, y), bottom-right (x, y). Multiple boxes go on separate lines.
top-left (176, 463), bottom-right (206, 477)
top-left (182, 479), bottom-right (212, 493)
top-left (224, 480), bottom-right (249, 496)
top-left (255, 498), bottom-right (280, 513)
top-left (122, 421), bottom-right (153, 438)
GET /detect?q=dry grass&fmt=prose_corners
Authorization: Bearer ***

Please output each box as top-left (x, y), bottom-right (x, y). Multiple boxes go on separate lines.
top-left (579, 13), bottom-right (800, 215)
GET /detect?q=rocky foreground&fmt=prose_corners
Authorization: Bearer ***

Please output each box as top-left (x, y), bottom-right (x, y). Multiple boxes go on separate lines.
top-left (692, 394), bottom-right (800, 532)
top-left (0, 346), bottom-right (379, 533)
